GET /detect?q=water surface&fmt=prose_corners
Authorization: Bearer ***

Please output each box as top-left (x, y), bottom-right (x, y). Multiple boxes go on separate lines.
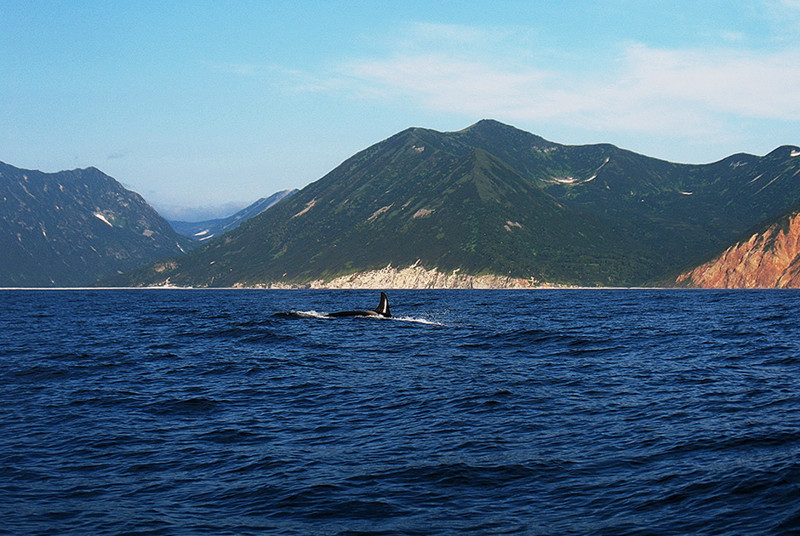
top-left (2, 289), bottom-right (799, 534)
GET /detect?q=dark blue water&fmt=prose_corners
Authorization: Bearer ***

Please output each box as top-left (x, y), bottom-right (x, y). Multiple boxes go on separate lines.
top-left (2, 289), bottom-right (799, 535)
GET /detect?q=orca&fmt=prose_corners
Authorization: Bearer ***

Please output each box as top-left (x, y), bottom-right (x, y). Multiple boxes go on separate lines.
top-left (329, 292), bottom-right (392, 318)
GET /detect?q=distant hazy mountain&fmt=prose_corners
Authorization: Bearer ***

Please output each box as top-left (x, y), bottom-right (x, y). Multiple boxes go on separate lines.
top-left (107, 120), bottom-right (800, 288)
top-left (169, 189), bottom-right (297, 241)
top-left (0, 161), bottom-right (192, 287)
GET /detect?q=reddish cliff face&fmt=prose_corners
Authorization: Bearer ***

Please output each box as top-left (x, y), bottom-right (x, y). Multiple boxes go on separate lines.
top-left (677, 212), bottom-right (800, 288)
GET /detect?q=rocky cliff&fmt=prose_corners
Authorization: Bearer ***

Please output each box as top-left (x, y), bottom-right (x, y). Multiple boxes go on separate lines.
top-left (308, 262), bottom-right (541, 289)
top-left (228, 261), bottom-right (543, 289)
top-left (676, 211), bottom-right (800, 288)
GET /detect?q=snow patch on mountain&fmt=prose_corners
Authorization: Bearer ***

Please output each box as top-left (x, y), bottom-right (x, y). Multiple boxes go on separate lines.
top-left (94, 212), bottom-right (113, 226)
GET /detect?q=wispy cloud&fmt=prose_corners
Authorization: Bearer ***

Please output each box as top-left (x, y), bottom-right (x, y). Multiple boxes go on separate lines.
top-left (612, 45), bottom-right (800, 122)
top-left (205, 60), bottom-right (351, 94)
top-left (346, 53), bottom-right (556, 116)
top-left (310, 21), bottom-right (800, 142)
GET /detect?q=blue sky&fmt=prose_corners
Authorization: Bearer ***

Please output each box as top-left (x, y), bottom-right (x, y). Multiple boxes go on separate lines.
top-left (2, 1), bottom-right (799, 219)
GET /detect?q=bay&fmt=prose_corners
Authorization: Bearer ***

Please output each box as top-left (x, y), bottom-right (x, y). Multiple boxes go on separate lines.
top-left (1, 289), bottom-right (799, 535)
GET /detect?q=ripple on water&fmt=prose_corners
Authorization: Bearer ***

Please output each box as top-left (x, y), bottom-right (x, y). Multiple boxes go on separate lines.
top-left (2, 289), bottom-right (800, 535)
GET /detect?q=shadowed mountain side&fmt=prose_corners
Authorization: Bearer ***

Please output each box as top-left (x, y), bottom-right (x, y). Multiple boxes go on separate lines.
top-left (0, 161), bottom-right (192, 287)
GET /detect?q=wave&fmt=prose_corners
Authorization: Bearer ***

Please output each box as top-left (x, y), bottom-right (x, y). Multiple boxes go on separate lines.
top-left (393, 315), bottom-right (445, 326)
top-left (275, 311), bottom-right (444, 325)
top-left (273, 310), bottom-right (329, 319)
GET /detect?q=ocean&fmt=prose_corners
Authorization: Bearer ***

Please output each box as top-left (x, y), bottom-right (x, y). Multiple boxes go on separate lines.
top-left (1, 289), bottom-right (799, 535)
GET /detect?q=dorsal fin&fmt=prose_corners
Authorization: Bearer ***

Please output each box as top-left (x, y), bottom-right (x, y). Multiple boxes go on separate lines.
top-left (374, 292), bottom-right (391, 317)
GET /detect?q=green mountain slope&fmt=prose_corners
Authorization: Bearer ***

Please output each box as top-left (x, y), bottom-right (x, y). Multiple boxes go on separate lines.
top-left (0, 162), bottom-right (192, 286)
top-left (110, 120), bottom-right (800, 287)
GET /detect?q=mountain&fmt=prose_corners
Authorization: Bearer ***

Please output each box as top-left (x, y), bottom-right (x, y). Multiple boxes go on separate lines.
top-left (169, 189), bottom-right (297, 241)
top-left (0, 162), bottom-right (192, 287)
top-left (676, 208), bottom-right (800, 288)
top-left (108, 120), bottom-right (800, 288)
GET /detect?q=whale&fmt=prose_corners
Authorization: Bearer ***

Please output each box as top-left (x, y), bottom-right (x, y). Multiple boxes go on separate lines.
top-left (329, 292), bottom-right (391, 318)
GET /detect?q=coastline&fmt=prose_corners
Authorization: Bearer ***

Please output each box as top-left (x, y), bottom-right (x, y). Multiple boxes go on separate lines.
top-left (3, 265), bottom-right (795, 291)
top-left (1, 286), bottom-right (789, 291)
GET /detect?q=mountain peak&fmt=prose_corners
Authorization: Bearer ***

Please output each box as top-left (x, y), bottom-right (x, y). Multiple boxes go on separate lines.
top-left (458, 119), bottom-right (555, 148)
top-left (461, 119), bottom-right (517, 133)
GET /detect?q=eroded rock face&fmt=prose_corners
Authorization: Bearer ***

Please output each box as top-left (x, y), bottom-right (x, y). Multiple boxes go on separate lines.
top-left (677, 212), bottom-right (800, 288)
top-left (308, 263), bottom-right (540, 289)
top-left (255, 262), bottom-right (543, 289)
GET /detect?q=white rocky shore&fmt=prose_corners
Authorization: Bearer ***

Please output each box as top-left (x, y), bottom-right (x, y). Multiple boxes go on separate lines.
top-left (262, 262), bottom-right (543, 289)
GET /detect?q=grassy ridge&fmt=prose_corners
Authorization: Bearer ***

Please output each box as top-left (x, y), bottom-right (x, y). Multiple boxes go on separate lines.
top-left (109, 120), bottom-right (800, 287)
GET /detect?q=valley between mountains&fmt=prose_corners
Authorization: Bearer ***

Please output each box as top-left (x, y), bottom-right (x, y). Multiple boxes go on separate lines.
top-left (4, 120), bottom-right (800, 288)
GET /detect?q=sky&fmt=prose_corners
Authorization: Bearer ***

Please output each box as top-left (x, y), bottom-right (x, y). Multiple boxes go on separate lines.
top-left (2, 1), bottom-right (800, 220)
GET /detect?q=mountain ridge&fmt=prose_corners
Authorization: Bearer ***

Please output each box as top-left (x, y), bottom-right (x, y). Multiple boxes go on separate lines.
top-left (0, 161), bottom-right (191, 286)
top-left (107, 120), bottom-right (800, 288)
